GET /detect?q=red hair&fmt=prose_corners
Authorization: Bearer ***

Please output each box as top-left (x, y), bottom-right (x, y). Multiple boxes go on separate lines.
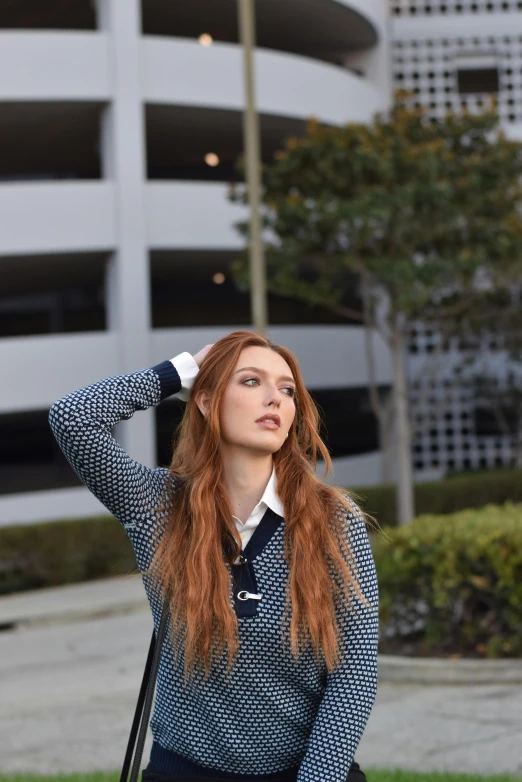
top-left (148, 331), bottom-right (379, 682)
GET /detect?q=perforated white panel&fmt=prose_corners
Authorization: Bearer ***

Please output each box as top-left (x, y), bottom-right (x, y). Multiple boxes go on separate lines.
top-left (393, 34), bottom-right (522, 124)
top-left (392, 0), bottom-right (522, 16)
top-left (406, 325), bottom-right (520, 474)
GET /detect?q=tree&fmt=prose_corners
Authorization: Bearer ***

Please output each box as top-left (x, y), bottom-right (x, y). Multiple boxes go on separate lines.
top-left (228, 90), bottom-right (522, 525)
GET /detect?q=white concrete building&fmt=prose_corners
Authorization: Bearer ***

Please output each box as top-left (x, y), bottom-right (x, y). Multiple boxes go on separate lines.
top-left (0, 0), bottom-right (393, 526)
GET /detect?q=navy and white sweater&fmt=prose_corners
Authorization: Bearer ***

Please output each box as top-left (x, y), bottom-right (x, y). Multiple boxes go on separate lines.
top-left (48, 359), bottom-right (379, 782)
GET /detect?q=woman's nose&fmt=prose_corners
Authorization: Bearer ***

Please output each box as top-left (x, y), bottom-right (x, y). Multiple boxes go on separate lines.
top-left (266, 389), bottom-right (282, 404)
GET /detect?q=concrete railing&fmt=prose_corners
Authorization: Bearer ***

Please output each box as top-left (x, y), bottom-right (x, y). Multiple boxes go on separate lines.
top-left (0, 31), bottom-right (111, 100)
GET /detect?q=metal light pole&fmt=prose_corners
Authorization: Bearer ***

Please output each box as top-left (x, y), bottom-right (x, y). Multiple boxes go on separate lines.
top-left (237, 0), bottom-right (267, 336)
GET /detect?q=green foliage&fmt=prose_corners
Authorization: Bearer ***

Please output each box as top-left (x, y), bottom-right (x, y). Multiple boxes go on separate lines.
top-left (0, 777), bottom-right (117, 782)
top-left (373, 501), bottom-right (522, 658)
top-left (368, 774), bottom-right (522, 782)
top-left (0, 516), bottom-right (136, 595)
top-left (229, 90), bottom-right (522, 326)
top-left (1, 470), bottom-right (520, 595)
top-left (1, 773), bottom-right (521, 782)
top-left (353, 468), bottom-right (522, 527)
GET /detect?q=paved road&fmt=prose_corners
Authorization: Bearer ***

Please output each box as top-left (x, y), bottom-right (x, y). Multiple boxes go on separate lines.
top-left (1, 610), bottom-right (521, 777)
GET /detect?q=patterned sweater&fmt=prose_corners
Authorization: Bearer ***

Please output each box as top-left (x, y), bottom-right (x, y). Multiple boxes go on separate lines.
top-left (48, 359), bottom-right (379, 782)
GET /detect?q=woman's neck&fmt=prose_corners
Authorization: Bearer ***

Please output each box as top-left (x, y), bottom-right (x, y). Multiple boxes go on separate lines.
top-left (220, 453), bottom-right (273, 524)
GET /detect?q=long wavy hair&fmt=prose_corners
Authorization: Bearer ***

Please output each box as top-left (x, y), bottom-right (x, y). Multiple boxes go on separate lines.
top-left (148, 330), bottom-right (379, 682)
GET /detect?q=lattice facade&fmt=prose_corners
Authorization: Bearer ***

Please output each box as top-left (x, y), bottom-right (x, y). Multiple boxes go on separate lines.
top-left (393, 34), bottom-right (522, 124)
top-left (391, 5), bottom-right (522, 476)
top-left (407, 325), bottom-right (520, 475)
top-left (391, 0), bottom-right (522, 16)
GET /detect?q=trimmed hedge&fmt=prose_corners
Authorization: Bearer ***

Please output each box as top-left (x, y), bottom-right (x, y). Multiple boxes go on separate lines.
top-left (1, 468), bottom-right (520, 596)
top-left (349, 467), bottom-right (522, 528)
top-left (0, 516), bottom-right (137, 595)
top-left (373, 501), bottom-right (522, 658)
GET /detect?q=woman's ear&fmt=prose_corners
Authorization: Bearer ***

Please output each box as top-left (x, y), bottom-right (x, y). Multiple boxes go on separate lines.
top-left (194, 389), bottom-right (211, 419)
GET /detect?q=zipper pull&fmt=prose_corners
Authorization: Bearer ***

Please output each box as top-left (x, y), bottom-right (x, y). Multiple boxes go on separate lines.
top-left (237, 590), bottom-right (262, 601)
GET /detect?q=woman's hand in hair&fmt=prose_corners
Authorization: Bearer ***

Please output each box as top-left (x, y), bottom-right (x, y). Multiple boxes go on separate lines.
top-left (193, 344), bottom-right (214, 368)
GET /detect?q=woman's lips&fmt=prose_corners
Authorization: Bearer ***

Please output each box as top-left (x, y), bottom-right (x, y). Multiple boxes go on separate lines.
top-left (255, 420), bottom-right (280, 429)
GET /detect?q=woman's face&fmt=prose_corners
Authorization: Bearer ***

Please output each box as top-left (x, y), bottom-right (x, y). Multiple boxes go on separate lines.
top-left (218, 346), bottom-right (297, 454)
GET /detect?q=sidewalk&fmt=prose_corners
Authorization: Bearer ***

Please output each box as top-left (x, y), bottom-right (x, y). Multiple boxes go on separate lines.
top-left (0, 574), bottom-right (148, 628)
top-left (0, 577), bottom-right (521, 777)
top-left (2, 575), bottom-right (522, 685)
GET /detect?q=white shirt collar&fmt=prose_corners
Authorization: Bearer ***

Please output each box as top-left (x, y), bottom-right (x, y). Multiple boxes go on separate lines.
top-left (231, 464), bottom-right (284, 523)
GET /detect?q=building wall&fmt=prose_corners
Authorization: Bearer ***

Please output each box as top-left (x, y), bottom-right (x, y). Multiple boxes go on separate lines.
top-left (0, 0), bottom-right (393, 525)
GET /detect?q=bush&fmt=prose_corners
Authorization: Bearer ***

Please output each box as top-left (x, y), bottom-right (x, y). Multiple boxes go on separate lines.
top-left (0, 516), bottom-right (137, 595)
top-left (373, 501), bottom-right (522, 658)
top-left (350, 468), bottom-right (522, 527)
top-left (1, 468), bottom-right (520, 597)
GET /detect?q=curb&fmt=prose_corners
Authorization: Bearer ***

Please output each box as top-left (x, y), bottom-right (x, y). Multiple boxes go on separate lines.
top-left (1, 579), bottom-right (521, 686)
top-left (378, 653), bottom-right (522, 685)
top-left (0, 598), bottom-right (149, 631)
top-left (0, 574), bottom-right (146, 631)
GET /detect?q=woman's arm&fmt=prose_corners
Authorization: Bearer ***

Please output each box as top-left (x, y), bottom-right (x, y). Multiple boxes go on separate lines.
top-left (48, 354), bottom-right (199, 529)
top-left (297, 507), bottom-right (379, 782)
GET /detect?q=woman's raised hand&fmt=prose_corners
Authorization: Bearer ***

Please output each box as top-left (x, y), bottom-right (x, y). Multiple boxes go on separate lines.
top-left (192, 344), bottom-right (214, 368)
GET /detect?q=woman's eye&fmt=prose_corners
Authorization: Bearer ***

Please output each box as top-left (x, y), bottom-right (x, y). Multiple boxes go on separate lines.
top-left (242, 378), bottom-right (295, 397)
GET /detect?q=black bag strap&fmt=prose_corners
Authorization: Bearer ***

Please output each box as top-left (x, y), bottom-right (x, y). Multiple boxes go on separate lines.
top-left (120, 598), bottom-right (170, 782)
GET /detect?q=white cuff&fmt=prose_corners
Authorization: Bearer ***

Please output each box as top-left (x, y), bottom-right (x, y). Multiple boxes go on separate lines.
top-left (170, 352), bottom-right (199, 402)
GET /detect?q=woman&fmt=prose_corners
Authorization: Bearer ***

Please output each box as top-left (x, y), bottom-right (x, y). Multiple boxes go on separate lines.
top-left (49, 330), bottom-right (379, 782)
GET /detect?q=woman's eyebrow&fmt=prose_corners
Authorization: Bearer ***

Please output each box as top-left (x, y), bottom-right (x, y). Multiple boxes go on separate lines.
top-left (234, 366), bottom-right (295, 384)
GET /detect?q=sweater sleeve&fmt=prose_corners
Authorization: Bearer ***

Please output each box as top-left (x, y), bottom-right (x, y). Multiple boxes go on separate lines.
top-left (48, 359), bottom-right (182, 532)
top-left (297, 508), bottom-right (379, 782)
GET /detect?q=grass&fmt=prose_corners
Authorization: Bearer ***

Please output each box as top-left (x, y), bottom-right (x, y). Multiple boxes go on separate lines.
top-left (0, 771), bottom-right (521, 782)
top-left (368, 773), bottom-right (522, 782)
